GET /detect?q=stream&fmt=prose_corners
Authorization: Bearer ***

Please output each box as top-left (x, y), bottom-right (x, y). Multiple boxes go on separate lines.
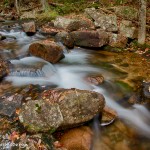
top-left (0, 22), bottom-right (150, 150)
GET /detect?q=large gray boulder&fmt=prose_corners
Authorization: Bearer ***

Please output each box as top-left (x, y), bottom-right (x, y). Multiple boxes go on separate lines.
top-left (70, 30), bottom-right (109, 48)
top-left (19, 88), bottom-right (105, 133)
top-left (0, 94), bottom-right (23, 117)
top-left (53, 17), bottom-right (94, 32)
top-left (119, 20), bottom-right (138, 39)
top-left (85, 8), bottom-right (118, 32)
top-left (29, 40), bottom-right (64, 63)
top-left (109, 33), bottom-right (128, 48)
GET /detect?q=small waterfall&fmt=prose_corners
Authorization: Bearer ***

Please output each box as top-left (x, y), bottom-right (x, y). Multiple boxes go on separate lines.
top-left (61, 48), bottom-right (90, 64)
top-left (9, 68), bottom-right (45, 77)
top-left (6, 56), bottom-right (56, 86)
top-left (94, 86), bottom-right (150, 138)
top-left (91, 115), bottom-right (102, 150)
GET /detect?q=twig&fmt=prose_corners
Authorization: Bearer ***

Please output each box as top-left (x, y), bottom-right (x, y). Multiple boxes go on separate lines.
top-left (48, 2), bottom-right (64, 7)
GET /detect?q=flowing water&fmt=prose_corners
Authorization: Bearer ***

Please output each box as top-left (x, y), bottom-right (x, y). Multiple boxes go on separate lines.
top-left (0, 22), bottom-right (150, 149)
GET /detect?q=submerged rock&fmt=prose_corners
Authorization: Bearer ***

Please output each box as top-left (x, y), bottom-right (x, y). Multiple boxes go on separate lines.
top-left (86, 74), bottom-right (104, 85)
top-left (59, 126), bottom-right (93, 150)
top-left (71, 30), bottom-right (109, 48)
top-left (22, 21), bottom-right (36, 36)
top-left (29, 40), bottom-right (64, 63)
top-left (19, 88), bottom-right (105, 133)
top-left (101, 106), bottom-right (117, 126)
top-left (9, 64), bottom-right (45, 77)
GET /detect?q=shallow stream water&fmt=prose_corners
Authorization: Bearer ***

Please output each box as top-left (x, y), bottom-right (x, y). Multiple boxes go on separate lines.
top-left (0, 22), bottom-right (150, 149)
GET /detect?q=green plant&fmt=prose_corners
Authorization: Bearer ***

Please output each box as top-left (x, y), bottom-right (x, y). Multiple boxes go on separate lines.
top-left (3, 0), bottom-right (9, 7)
top-left (36, 10), bottom-right (58, 21)
top-left (49, 0), bottom-right (97, 15)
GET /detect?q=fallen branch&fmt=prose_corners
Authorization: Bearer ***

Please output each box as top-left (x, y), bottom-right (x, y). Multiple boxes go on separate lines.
top-left (48, 2), bottom-right (64, 7)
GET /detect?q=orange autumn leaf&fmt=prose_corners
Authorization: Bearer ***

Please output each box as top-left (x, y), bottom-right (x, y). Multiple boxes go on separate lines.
top-left (15, 108), bottom-right (21, 115)
top-left (9, 131), bottom-right (19, 142)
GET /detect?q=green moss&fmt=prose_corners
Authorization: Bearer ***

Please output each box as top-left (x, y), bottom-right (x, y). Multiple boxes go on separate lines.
top-left (35, 103), bottom-right (42, 113)
top-left (36, 10), bottom-right (58, 21)
top-left (130, 40), bottom-right (150, 50)
top-left (115, 80), bottom-right (133, 92)
top-left (50, 0), bottom-right (100, 15)
top-left (103, 45), bottom-right (124, 52)
top-left (42, 134), bottom-right (55, 150)
top-left (48, 127), bottom-right (57, 134)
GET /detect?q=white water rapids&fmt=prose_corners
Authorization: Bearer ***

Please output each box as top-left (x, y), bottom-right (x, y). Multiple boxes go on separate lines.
top-left (5, 48), bottom-right (150, 139)
top-left (1, 28), bottom-right (150, 141)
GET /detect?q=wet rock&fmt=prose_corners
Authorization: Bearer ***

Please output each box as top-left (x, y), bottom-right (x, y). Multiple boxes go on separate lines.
top-left (119, 20), bottom-right (138, 39)
top-left (9, 64), bottom-right (45, 77)
top-left (0, 59), bottom-right (10, 80)
top-left (86, 74), bottom-right (104, 85)
top-left (29, 40), bottom-right (64, 63)
top-left (59, 126), bottom-right (93, 150)
top-left (39, 25), bottom-right (62, 36)
top-left (0, 16), bottom-right (5, 22)
top-left (0, 34), bottom-right (6, 40)
top-left (109, 33), bottom-right (128, 48)
top-left (0, 93), bottom-right (23, 117)
top-left (22, 21), bottom-right (36, 36)
top-left (142, 82), bottom-right (150, 99)
top-left (19, 88), bottom-right (105, 132)
top-left (0, 49), bottom-right (16, 61)
top-left (53, 17), bottom-right (93, 32)
top-left (85, 8), bottom-right (118, 32)
top-left (70, 30), bottom-right (109, 48)
top-left (101, 106), bottom-right (117, 126)
top-left (55, 31), bottom-right (74, 49)
top-left (128, 94), bottom-right (140, 104)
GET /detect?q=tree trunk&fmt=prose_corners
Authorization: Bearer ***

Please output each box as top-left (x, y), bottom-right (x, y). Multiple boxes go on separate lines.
top-left (138, 0), bottom-right (147, 44)
top-left (15, 0), bottom-right (20, 15)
